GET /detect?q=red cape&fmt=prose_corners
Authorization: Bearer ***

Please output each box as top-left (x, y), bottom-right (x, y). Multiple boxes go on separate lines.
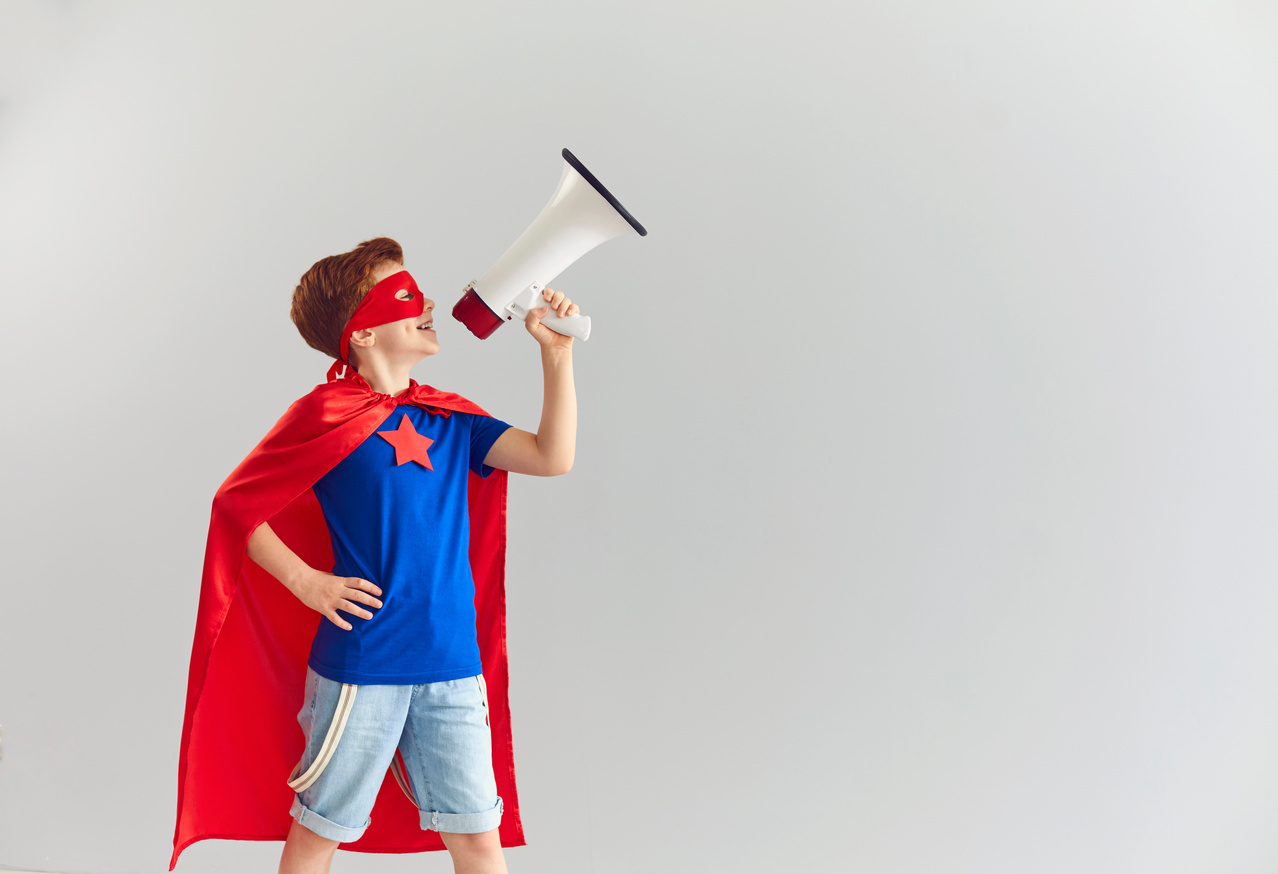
top-left (171, 368), bottom-right (525, 869)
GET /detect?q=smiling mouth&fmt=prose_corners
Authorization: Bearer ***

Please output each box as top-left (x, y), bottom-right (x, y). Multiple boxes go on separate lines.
top-left (417, 321), bottom-right (434, 331)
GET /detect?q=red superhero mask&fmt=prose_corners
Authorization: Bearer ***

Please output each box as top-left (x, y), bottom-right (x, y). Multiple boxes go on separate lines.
top-left (338, 270), bottom-right (424, 363)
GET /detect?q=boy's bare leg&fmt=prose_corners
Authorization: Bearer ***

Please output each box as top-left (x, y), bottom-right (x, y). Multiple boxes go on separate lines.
top-left (278, 819), bottom-right (340, 874)
top-left (440, 829), bottom-right (507, 874)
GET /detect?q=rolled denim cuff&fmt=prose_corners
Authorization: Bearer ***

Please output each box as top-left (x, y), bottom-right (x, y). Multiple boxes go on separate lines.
top-left (421, 796), bottom-right (503, 834)
top-left (290, 795), bottom-right (369, 843)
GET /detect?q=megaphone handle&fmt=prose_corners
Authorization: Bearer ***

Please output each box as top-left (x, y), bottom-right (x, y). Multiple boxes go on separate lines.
top-left (505, 284), bottom-right (592, 341)
top-left (538, 311), bottom-right (592, 341)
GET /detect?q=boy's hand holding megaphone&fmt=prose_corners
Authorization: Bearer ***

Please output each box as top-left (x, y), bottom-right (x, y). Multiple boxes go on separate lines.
top-left (523, 287), bottom-right (580, 350)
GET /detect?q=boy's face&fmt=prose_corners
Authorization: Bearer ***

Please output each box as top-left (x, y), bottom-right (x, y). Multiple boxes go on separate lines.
top-left (349, 261), bottom-right (439, 365)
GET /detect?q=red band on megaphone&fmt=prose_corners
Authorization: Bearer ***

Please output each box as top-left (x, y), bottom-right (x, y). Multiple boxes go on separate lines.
top-left (338, 270), bottom-right (424, 362)
top-left (452, 287), bottom-right (505, 340)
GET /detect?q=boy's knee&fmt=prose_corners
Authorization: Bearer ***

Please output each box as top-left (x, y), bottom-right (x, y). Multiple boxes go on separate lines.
top-left (279, 819), bottom-right (340, 874)
top-left (440, 828), bottom-right (502, 858)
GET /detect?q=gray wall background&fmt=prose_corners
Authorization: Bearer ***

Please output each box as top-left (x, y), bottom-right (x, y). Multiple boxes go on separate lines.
top-left (2, 1), bottom-right (1277, 872)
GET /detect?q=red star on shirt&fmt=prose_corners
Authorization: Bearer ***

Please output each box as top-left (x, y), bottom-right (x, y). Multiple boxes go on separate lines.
top-left (377, 413), bottom-right (435, 470)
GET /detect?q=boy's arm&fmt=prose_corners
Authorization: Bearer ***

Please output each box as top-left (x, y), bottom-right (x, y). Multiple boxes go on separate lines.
top-left (246, 521), bottom-right (383, 631)
top-left (483, 287), bottom-right (578, 477)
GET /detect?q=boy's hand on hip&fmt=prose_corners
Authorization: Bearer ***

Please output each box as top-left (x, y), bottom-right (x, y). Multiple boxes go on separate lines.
top-left (524, 287), bottom-right (578, 351)
top-left (292, 570), bottom-right (383, 631)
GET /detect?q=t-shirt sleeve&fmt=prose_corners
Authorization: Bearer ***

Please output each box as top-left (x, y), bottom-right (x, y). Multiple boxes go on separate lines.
top-left (467, 412), bottom-right (513, 478)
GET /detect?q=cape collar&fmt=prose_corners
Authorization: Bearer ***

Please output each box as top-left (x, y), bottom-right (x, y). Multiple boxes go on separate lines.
top-left (322, 360), bottom-right (494, 418)
top-left (328, 362), bottom-right (415, 400)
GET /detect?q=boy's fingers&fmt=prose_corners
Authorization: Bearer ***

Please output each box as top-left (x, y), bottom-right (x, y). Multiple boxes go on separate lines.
top-left (350, 589), bottom-right (382, 608)
top-left (346, 579), bottom-right (381, 598)
top-left (337, 599), bottom-right (373, 620)
top-left (327, 611), bottom-right (352, 631)
top-left (339, 600), bottom-right (370, 619)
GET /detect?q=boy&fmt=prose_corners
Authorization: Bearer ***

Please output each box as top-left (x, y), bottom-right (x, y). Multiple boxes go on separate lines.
top-left (171, 238), bottom-right (577, 874)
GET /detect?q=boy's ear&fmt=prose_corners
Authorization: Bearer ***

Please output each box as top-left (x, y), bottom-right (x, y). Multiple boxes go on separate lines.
top-left (349, 329), bottom-right (376, 351)
top-left (347, 329), bottom-right (375, 369)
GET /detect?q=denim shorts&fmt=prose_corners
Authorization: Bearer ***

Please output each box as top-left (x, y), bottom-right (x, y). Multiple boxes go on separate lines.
top-left (287, 666), bottom-right (503, 842)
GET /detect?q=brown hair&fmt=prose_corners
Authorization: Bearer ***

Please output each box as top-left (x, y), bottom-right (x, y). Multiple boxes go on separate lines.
top-left (290, 237), bottom-right (404, 362)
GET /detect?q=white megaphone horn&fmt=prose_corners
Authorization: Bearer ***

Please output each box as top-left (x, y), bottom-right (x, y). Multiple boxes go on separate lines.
top-left (452, 148), bottom-right (647, 341)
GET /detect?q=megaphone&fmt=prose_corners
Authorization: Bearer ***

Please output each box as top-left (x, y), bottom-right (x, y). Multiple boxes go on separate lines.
top-left (452, 148), bottom-right (647, 341)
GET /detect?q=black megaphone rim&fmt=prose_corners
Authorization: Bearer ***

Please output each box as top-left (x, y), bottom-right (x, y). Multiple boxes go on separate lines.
top-left (561, 148), bottom-right (647, 237)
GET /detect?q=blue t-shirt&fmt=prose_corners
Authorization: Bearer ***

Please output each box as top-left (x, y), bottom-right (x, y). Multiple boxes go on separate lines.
top-left (307, 405), bottom-right (512, 684)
